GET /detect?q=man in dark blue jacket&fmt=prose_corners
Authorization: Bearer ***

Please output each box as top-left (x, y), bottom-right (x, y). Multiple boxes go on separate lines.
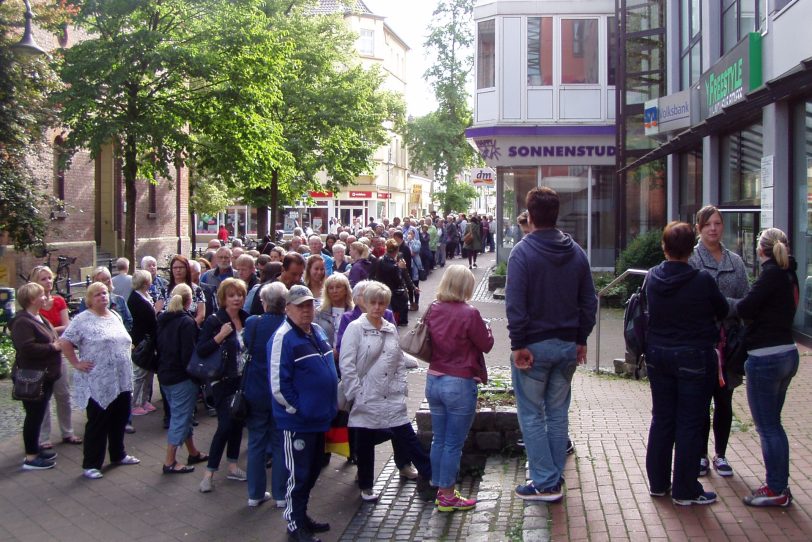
top-left (269, 285), bottom-right (337, 542)
top-left (506, 187), bottom-right (597, 504)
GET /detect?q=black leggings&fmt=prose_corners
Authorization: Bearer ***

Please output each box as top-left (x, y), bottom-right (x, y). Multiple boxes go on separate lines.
top-left (466, 249), bottom-right (478, 266)
top-left (22, 381), bottom-right (54, 455)
top-left (702, 381), bottom-right (734, 457)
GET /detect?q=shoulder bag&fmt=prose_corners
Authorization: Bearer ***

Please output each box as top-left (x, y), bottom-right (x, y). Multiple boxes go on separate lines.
top-left (11, 364), bottom-right (46, 401)
top-left (186, 315), bottom-right (227, 381)
top-left (132, 334), bottom-right (157, 372)
top-left (399, 302), bottom-right (434, 362)
top-left (227, 319), bottom-right (257, 422)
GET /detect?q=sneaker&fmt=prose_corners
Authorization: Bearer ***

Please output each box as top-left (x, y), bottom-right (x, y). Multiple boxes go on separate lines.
top-left (275, 499), bottom-right (287, 508)
top-left (143, 402), bottom-right (157, 412)
top-left (124, 424), bottom-right (136, 434)
top-left (83, 468), bottom-right (103, 479)
top-left (304, 516), bottom-right (330, 533)
top-left (649, 484), bottom-right (671, 497)
top-left (287, 528), bottom-right (321, 542)
top-left (473, 263), bottom-right (478, 268)
top-left (131, 406), bottom-right (148, 416)
top-left (114, 455), bottom-right (140, 465)
top-left (227, 467), bottom-right (247, 481)
top-left (38, 449), bottom-right (58, 461)
top-left (399, 465), bottom-right (419, 480)
top-left (743, 485), bottom-right (792, 507)
top-left (515, 481), bottom-right (563, 502)
top-left (699, 456), bottom-right (710, 477)
top-left (436, 490), bottom-right (477, 512)
top-left (248, 492), bottom-right (271, 507)
top-left (713, 455), bottom-right (734, 477)
top-left (566, 439), bottom-right (575, 455)
top-left (199, 476), bottom-right (213, 493)
top-left (673, 491), bottom-right (717, 506)
top-left (23, 457), bottom-right (55, 470)
top-left (360, 488), bottom-right (379, 502)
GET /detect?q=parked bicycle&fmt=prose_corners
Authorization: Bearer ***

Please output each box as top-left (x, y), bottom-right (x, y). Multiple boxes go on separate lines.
top-left (17, 247), bottom-right (86, 303)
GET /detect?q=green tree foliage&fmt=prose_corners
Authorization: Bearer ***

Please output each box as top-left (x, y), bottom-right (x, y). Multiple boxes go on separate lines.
top-left (0, 0), bottom-right (68, 253)
top-left (404, 0), bottom-right (478, 215)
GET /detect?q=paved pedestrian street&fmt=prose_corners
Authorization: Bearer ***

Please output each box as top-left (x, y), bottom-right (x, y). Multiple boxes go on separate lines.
top-left (2, 254), bottom-right (812, 540)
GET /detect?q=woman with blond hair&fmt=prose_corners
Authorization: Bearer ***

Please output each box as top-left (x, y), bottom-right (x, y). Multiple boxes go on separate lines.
top-left (29, 265), bottom-right (81, 448)
top-left (425, 265), bottom-right (494, 511)
top-left (61, 282), bottom-right (140, 479)
top-left (736, 228), bottom-right (800, 507)
top-left (157, 284), bottom-right (206, 474)
top-left (9, 282), bottom-right (64, 470)
top-left (314, 273), bottom-right (354, 347)
top-left (304, 254), bottom-right (326, 307)
top-left (198, 277), bottom-right (249, 492)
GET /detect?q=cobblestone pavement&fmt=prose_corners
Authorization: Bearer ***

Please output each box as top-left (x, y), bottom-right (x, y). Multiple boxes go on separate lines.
top-left (0, 380), bottom-right (26, 440)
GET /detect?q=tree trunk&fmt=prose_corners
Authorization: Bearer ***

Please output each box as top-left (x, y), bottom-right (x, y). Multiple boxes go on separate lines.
top-left (123, 133), bottom-right (138, 272)
top-left (270, 169), bottom-right (279, 237)
top-left (256, 205), bottom-right (269, 238)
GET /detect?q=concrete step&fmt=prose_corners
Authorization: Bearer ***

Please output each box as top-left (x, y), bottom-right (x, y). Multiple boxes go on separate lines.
top-left (493, 287), bottom-right (505, 300)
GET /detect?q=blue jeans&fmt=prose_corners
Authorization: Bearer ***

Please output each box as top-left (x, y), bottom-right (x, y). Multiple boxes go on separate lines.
top-left (245, 400), bottom-right (287, 501)
top-left (425, 374), bottom-right (478, 488)
top-left (745, 348), bottom-right (799, 492)
top-left (645, 345), bottom-right (715, 500)
top-left (511, 339), bottom-right (577, 489)
top-left (161, 380), bottom-right (197, 447)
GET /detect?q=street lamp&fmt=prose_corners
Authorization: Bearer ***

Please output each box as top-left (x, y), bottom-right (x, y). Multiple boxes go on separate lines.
top-left (11, 0), bottom-right (49, 58)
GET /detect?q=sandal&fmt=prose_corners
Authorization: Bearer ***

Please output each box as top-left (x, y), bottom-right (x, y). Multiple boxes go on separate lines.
top-left (162, 461), bottom-right (195, 474)
top-left (62, 436), bottom-right (83, 445)
top-left (187, 453), bottom-right (209, 465)
top-left (40, 442), bottom-right (54, 450)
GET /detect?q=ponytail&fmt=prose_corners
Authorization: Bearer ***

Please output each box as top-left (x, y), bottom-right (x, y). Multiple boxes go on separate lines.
top-left (167, 283), bottom-right (193, 312)
top-left (758, 228), bottom-right (790, 270)
top-left (167, 294), bottom-right (185, 313)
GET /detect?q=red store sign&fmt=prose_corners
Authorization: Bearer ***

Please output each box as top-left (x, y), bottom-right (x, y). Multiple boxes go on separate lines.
top-left (309, 191), bottom-right (334, 198)
top-left (377, 192), bottom-right (391, 199)
top-left (349, 191), bottom-right (372, 198)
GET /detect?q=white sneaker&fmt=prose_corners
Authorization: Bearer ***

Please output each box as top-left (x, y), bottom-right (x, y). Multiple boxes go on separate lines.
top-left (199, 476), bottom-right (213, 493)
top-left (227, 467), bottom-right (247, 481)
top-left (248, 492), bottom-right (271, 507)
top-left (83, 468), bottom-right (103, 479)
top-left (275, 499), bottom-right (286, 508)
top-left (399, 465), bottom-right (419, 480)
top-left (360, 488), bottom-right (379, 502)
top-left (114, 455), bottom-right (140, 465)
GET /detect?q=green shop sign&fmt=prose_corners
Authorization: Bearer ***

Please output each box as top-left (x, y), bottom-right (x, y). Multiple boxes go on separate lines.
top-left (700, 32), bottom-right (762, 119)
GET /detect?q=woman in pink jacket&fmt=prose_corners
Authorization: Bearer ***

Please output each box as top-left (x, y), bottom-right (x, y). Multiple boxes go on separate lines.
top-left (425, 265), bottom-right (494, 512)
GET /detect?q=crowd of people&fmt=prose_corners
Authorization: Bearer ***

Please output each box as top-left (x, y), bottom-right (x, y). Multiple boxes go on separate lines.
top-left (7, 197), bottom-right (802, 541)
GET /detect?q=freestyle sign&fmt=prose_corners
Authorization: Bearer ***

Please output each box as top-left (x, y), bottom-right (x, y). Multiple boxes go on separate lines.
top-left (699, 32), bottom-right (762, 119)
top-left (508, 145), bottom-right (616, 158)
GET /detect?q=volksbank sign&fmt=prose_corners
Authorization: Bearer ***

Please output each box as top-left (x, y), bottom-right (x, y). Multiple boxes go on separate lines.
top-left (700, 32), bottom-right (762, 119)
top-left (644, 89), bottom-right (693, 136)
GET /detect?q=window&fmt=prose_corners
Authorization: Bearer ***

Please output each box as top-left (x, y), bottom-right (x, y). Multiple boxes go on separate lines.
top-left (678, 149), bottom-right (703, 221)
top-left (561, 19), bottom-right (598, 84)
top-left (607, 16), bottom-right (617, 86)
top-left (148, 182), bottom-right (158, 217)
top-left (679, 0), bottom-right (702, 89)
top-left (477, 20), bottom-right (495, 89)
top-left (527, 17), bottom-right (552, 86)
top-left (720, 121), bottom-right (763, 206)
top-left (358, 29), bottom-right (374, 56)
top-left (53, 136), bottom-right (66, 202)
top-left (721, 0), bottom-right (761, 54)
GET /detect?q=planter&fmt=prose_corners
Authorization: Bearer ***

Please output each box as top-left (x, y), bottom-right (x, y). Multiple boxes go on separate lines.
top-left (488, 274), bottom-right (506, 291)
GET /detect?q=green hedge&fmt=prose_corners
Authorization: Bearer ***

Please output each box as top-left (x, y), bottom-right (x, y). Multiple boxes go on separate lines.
top-left (0, 334), bottom-right (13, 379)
top-left (614, 228), bottom-right (664, 301)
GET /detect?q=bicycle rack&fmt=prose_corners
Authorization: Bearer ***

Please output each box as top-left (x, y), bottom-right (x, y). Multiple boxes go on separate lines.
top-left (594, 268), bottom-right (648, 371)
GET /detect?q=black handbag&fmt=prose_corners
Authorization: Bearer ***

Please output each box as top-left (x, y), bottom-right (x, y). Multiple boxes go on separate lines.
top-left (228, 318), bottom-right (257, 422)
top-left (721, 320), bottom-right (748, 378)
top-left (187, 347), bottom-right (226, 381)
top-left (132, 334), bottom-right (158, 372)
top-left (11, 365), bottom-right (46, 401)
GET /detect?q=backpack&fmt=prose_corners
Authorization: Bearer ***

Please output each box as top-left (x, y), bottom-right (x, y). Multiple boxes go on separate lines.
top-left (623, 272), bottom-right (649, 378)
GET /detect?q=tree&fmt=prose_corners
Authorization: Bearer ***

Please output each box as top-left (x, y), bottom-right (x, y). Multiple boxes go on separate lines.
top-left (57, 0), bottom-right (290, 267)
top-left (0, 0), bottom-right (70, 253)
top-left (404, 0), bottom-right (479, 215)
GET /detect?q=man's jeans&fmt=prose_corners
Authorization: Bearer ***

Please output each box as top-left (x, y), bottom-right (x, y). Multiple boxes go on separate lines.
top-left (645, 345), bottom-right (715, 500)
top-left (745, 347), bottom-right (799, 492)
top-left (426, 374), bottom-right (478, 488)
top-left (511, 339), bottom-right (577, 490)
top-left (246, 400), bottom-right (287, 501)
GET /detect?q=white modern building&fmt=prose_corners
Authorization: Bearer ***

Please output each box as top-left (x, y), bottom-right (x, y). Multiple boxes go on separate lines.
top-left (467, 0), bottom-right (619, 267)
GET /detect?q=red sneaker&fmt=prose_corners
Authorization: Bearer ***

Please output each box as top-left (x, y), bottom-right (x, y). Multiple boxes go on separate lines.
top-left (743, 485), bottom-right (792, 507)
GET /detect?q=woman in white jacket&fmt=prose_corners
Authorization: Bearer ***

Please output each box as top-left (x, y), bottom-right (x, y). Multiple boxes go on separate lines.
top-left (339, 281), bottom-right (434, 502)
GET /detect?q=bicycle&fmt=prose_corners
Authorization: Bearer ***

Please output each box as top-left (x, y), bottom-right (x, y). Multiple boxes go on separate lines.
top-left (18, 247), bottom-right (81, 302)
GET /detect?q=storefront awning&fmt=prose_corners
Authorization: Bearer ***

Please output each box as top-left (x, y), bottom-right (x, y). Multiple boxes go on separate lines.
top-left (619, 56), bottom-right (812, 173)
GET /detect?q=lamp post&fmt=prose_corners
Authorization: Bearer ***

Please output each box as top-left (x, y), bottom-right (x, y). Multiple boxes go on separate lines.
top-left (10, 0), bottom-right (49, 58)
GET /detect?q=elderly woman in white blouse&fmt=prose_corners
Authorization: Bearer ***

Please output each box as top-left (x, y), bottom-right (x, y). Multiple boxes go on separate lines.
top-left (61, 282), bottom-right (140, 479)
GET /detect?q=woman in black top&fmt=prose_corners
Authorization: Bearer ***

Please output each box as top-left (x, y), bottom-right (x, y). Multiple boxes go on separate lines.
top-left (128, 270), bottom-right (158, 417)
top-left (375, 239), bottom-right (415, 326)
top-left (736, 228), bottom-right (799, 507)
top-left (644, 222), bottom-right (727, 506)
top-left (156, 284), bottom-right (206, 474)
top-left (198, 278), bottom-right (249, 492)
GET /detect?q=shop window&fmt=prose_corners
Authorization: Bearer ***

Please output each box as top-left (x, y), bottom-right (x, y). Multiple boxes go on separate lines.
top-left (624, 159), bottom-right (667, 243)
top-left (792, 99), bottom-right (812, 337)
top-left (678, 149), bottom-right (703, 222)
top-left (561, 19), bottom-right (598, 84)
top-left (527, 17), bottom-right (552, 86)
top-left (679, 0), bottom-right (702, 90)
top-left (721, 0), bottom-right (761, 55)
top-left (542, 165), bottom-right (589, 251)
top-left (53, 136), bottom-right (66, 202)
top-left (148, 183), bottom-right (157, 217)
top-left (499, 167), bottom-right (537, 248)
top-left (591, 166), bottom-right (617, 268)
top-left (720, 121), bottom-right (762, 206)
top-left (477, 20), bottom-right (495, 89)
top-left (358, 29), bottom-right (374, 56)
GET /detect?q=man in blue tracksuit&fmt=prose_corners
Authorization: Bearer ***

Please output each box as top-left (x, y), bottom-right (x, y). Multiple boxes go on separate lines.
top-left (269, 285), bottom-right (338, 542)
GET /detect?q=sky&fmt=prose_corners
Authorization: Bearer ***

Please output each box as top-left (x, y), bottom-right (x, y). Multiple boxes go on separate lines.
top-left (364, 0), bottom-right (442, 117)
